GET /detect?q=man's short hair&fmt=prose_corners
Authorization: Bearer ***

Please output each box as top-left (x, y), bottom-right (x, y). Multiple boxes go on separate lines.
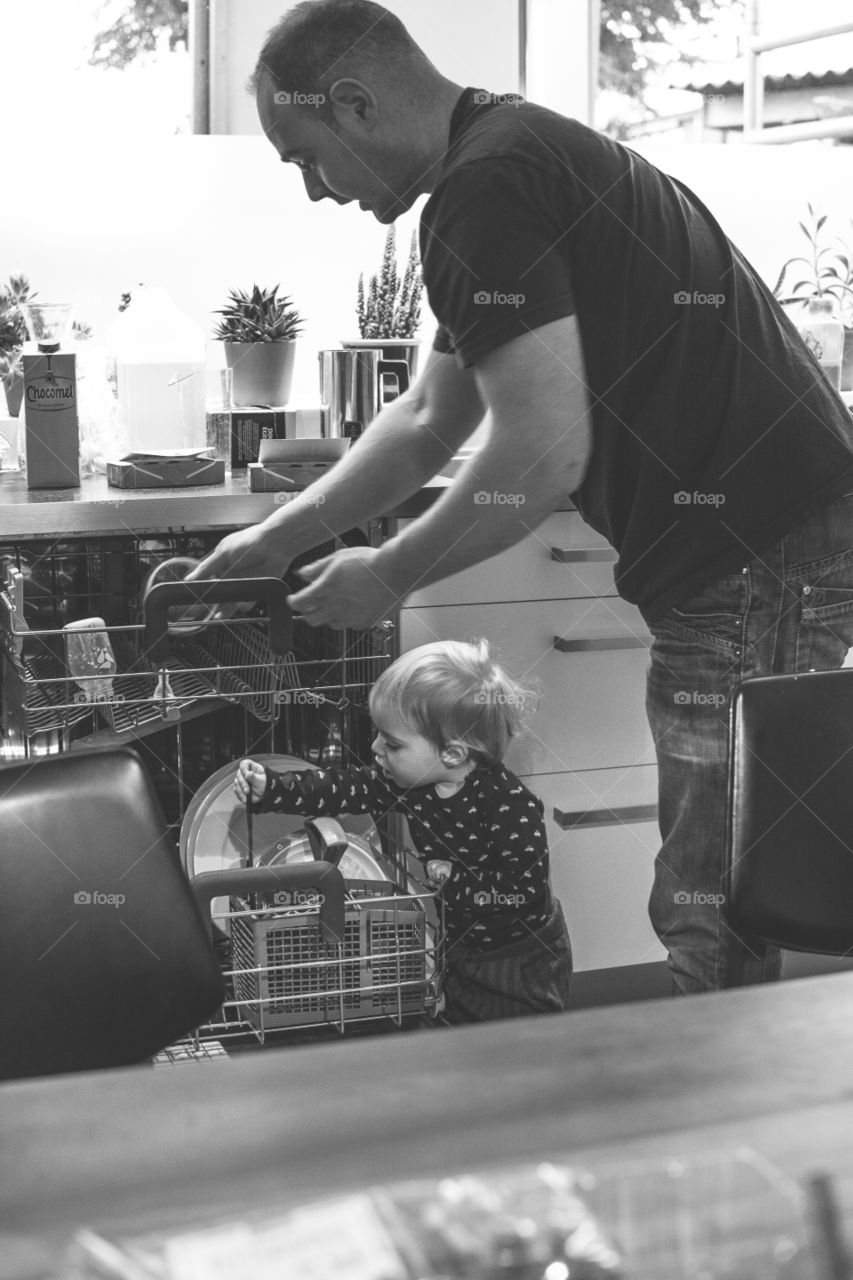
top-left (249, 0), bottom-right (433, 114)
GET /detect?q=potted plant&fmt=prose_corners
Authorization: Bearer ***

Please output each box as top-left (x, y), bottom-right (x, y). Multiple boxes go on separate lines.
top-left (0, 275), bottom-right (35, 417)
top-left (351, 227), bottom-right (422, 355)
top-left (212, 284), bottom-right (304, 407)
top-left (774, 205), bottom-right (853, 392)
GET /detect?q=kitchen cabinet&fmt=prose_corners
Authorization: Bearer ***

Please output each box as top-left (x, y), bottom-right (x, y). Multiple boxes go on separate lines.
top-left (394, 508), bottom-right (665, 973)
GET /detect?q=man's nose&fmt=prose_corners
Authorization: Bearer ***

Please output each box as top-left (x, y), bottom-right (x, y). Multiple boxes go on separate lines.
top-left (371, 734), bottom-right (382, 756)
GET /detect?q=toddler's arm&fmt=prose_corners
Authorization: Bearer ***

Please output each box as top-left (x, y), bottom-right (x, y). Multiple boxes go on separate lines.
top-left (233, 758), bottom-right (400, 821)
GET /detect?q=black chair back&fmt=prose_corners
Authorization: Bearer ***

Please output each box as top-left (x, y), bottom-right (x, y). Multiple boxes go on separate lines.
top-left (0, 746), bottom-right (224, 1079)
top-left (727, 669), bottom-right (853, 956)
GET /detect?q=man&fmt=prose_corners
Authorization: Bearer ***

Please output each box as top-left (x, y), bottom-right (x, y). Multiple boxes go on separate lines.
top-left (194, 0), bottom-right (853, 994)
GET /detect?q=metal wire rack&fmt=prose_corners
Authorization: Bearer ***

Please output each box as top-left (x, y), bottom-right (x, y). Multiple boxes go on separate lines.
top-left (186, 873), bottom-right (444, 1045)
top-left (0, 534), bottom-right (392, 761)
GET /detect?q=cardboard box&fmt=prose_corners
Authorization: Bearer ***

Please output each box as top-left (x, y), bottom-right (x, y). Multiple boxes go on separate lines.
top-left (106, 452), bottom-right (225, 489)
top-left (248, 439), bottom-right (349, 491)
top-left (206, 408), bottom-right (288, 470)
top-left (22, 349), bottom-right (80, 489)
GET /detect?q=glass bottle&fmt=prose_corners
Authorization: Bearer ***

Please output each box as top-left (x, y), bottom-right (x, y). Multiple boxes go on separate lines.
top-left (799, 296), bottom-right (844, 391)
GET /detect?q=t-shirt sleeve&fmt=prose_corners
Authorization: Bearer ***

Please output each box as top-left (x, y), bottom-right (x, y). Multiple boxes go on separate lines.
top-left (421, 157), bottom-right (577, 369)
top-left (432, 322), bottom-right (455, 356)
top-left (253, 765), bottom-right (401, 822)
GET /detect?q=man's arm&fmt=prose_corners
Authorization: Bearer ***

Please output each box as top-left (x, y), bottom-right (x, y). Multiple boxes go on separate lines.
top-left (191, 348), bottom-right (486, 581)
top-left (289, 315), bottom-right (591, 625)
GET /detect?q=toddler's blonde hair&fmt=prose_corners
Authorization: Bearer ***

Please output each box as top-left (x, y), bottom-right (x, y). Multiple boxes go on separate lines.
top-left (369, 639), bottom-right (535, 766)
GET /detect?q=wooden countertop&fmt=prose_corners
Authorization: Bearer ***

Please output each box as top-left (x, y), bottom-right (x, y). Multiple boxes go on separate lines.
top-left (0, 470), bottom-right (457, 540)
top-left (2, 971), bottom-right (853, 1277)
top-left (0, 469), bottom-right (575, 540)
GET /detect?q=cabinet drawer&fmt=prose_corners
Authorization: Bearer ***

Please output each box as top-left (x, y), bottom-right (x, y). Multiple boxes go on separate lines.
top-left (399, 511), bottom-right (617, 606)
top-left (521, 770), bottom-right (664, 972)
top-left (400, 599), bottom-right (655, 774)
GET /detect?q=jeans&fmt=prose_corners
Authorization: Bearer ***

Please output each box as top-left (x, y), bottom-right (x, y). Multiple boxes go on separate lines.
top-left (646, 491), bottom-right (853, 994)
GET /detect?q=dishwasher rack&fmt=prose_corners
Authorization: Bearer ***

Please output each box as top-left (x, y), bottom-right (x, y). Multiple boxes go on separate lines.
top-left (186, 863), bottom-right (445, 1045)
top-left (0, 532), bottom-right (392, 838)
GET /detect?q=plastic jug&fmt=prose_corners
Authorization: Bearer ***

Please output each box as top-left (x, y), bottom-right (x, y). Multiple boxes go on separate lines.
top-left (106, 285), bottom-right (206, 452)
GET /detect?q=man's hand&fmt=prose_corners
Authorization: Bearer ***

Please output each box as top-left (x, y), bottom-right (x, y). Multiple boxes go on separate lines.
top-left (288, 546), bottom-right (406, 629)
top-left (188, 523), bottom-right (293, 583)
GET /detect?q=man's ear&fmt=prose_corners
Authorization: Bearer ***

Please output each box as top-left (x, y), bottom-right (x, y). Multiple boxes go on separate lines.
top-left (440, 741), bottom-right (470, 768)
top-left (328, 77), bottom-right (375, 123)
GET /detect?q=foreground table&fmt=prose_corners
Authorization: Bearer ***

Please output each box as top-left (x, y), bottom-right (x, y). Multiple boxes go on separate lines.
top-left (2, 972), bottom-right (853, 1278)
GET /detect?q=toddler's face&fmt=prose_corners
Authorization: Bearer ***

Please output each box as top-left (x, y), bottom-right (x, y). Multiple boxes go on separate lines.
top-left (371, 711), bottom-right (448, 789)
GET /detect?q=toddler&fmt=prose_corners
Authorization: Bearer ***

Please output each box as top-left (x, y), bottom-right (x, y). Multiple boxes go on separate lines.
top-left (234, 639), bottom-right (572, 1023)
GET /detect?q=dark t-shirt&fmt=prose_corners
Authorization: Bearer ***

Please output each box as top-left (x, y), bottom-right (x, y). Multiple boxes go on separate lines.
top-left (420, 88), bottom-right (853, 621)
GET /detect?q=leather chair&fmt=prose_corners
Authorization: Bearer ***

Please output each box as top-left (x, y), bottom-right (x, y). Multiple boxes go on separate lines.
top-left (0, 746), bottom-right (225, 1080)
top-left (725, 668), bottom-right (853, 983)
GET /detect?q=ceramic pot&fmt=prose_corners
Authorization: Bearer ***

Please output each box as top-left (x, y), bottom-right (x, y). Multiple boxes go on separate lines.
top-left (222, 339), bottom-right (296, 407)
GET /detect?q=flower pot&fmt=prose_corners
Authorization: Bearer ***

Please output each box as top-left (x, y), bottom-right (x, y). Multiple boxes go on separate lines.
top-left (842, 327), bottom-right (853, 393)
top-left (3, 372), bottom-right (23, 418)
top-left (222, 340), bottom-right (296, 407)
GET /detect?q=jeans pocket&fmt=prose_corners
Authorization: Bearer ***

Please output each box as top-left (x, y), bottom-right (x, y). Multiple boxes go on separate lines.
top-left (796, 582), bottom-right (853, 671)
top-left (653, 571), bottom-right (748, 658)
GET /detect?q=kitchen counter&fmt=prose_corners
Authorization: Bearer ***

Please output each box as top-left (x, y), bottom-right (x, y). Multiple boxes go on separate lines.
top-left (2, 971), bottom-right (853, 1277)
top-left (0, 470), bottom-right (455, 540)
top-left (0, 460), bottom-right (574, 540)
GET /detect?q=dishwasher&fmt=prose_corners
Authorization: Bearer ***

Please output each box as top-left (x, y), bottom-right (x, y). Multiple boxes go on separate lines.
top-left (0, 530), bottom-right (444, 1052)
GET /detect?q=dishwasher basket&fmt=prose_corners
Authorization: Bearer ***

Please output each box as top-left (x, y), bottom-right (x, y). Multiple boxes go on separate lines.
top-left (191, 856), bottom-right (444, 1042)
top-left (0, 542), bottom-right (392, 757)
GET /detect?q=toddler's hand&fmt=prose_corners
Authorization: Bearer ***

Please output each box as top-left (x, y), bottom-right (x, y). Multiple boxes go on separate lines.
top-left (426, 859), bottom-right (452, 887)
top-left (234, 759), bottom-right (267, 805)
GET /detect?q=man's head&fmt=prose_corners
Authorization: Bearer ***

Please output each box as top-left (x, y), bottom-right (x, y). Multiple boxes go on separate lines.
top-left (250, 0), bottom-right (458, 222)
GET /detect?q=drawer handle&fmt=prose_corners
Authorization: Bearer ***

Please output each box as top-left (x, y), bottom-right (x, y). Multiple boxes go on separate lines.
top-left (554, 803), bottom-right (658, 830)
top-left (553, 635), bottom-right (651, 652)
top-left (550, 547), bottom-right (616, 563)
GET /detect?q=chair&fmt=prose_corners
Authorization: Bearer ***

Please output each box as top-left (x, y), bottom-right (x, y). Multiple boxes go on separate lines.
top-left (725, 668), bottom-right (853, 982)
top-left (0, 746), bottom-right (225, 1080)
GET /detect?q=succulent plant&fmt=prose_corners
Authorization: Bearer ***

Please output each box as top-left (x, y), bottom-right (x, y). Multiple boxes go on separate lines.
top-left (357, 228), bottom-right (423, 340)
top-left (212, 284), bottom-right (304, 343)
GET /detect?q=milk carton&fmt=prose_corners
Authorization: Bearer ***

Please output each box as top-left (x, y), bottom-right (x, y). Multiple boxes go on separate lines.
top-left (22, 347), bottom-right (80, 488)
